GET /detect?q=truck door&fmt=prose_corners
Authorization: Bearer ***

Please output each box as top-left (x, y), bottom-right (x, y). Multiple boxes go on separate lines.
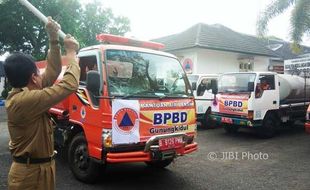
top-left (76, 50), bottom-right (103, 109)
top-left (78, 50), bottom-right (102, 88)
top-left (253, 74), bottom-right (279, 120)
top-left (196, 77), bottom-right (214, 114)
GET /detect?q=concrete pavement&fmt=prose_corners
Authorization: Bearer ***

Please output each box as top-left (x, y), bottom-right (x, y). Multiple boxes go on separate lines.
top-left (1, 106), bottom-right (310, 189)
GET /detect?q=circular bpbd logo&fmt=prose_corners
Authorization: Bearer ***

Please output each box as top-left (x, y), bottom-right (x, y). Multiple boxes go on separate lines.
top-left (114, 108), bottom-right (138, 133)
top-left (182, 58), bottom-right (193, 74)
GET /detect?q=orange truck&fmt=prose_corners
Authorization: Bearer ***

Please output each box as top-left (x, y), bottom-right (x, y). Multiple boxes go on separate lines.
top-left (37, 34), bottom-right (198, 183)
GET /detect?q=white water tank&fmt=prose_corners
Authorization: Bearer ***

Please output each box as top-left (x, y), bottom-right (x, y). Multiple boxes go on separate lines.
top-left (278, 74), bottom-right (310, 103)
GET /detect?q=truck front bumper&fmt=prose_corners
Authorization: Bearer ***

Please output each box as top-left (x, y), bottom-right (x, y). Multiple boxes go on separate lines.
top-left (210, 114), bottom-right (262, 128)
top-left (104, 133), bottom-right (198, 163)
top-left (106, 143), bottom-right (197, 163)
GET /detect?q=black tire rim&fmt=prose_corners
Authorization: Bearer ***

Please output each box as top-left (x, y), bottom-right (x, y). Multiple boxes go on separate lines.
top-left (73, 143), bottom-right (90, 171)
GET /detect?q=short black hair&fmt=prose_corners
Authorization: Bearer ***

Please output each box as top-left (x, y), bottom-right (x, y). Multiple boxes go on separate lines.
top-left (4, 52), bottom-right (37, 88)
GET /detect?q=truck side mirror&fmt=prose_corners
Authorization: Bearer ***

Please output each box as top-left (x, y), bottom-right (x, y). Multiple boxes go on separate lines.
top-left (248, 82), bottom-right (254, 92)
top-left (211, 79), bottom-right (218, 94)
top-left (86, 71), bottom-right (101, 96)
top-left (191, 82), bottom-right (197, 91)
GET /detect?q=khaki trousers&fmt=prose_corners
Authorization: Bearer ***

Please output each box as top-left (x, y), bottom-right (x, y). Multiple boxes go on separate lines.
top-left (8, 160), bottom-right (55, 190)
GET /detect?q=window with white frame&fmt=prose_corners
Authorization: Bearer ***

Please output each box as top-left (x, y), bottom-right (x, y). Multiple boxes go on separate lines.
top-left (239, 61), bottom-right (254, 72)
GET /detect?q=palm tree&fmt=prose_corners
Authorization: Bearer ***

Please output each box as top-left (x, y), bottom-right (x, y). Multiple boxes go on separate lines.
top-left (257, 0), bottom-right (310, 50)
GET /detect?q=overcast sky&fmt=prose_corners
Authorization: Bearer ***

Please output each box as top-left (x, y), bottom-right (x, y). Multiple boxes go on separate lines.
top-left (96, 0), bottom-right (309, 46)
top-left (1, 0), bottom-right (309, 60)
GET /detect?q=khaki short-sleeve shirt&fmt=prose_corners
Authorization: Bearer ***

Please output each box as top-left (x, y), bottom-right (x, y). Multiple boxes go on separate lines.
top-left (5, 46), bottom-right (80, 158)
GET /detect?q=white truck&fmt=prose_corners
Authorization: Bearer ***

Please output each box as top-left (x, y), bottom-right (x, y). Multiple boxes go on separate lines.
top-left (187, 74), bottom-right (218, 128)
top-left (210, 72), bottom-right (310, 138)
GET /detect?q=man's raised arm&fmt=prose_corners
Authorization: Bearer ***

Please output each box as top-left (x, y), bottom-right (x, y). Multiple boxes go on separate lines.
top-left (41, 17), bottom-right (62, 87)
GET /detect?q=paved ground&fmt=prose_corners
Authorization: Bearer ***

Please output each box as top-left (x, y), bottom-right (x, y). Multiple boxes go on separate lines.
top-left (1, 110), bottom-right (310, 189)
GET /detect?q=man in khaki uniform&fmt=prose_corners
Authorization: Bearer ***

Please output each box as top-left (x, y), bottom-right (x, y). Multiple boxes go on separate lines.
top-left (4, 17), bottom-right (80, 190)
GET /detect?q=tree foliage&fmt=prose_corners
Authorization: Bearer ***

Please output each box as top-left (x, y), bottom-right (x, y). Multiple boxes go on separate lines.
top-left (76, 0), bottom-right (130, 47)
top-left (256, 0), bottom-right (310, 51)
top-left (0, 0), bottom-right (130, 60)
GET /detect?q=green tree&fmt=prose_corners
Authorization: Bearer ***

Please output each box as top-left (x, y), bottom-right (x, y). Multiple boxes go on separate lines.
top-left (76, 0), bottom-right (130, 47)
top-left (257, 0), bottom-right (310, 51)
top-left (0, 0), bottom-right (82, 60)
top-left (0, 0), bottom-right (130, 60)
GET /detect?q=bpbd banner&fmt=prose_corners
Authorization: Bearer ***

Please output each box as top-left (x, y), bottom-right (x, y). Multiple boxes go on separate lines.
top-left (112, 99), bottom-right (196, 145)
top-left (217, 94), bottom-right (249, 116)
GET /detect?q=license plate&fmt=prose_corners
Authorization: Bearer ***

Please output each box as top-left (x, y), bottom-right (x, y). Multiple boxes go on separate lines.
top-left (221, 117), bottom-right (233, 124)
top-left (159, 136), bottom-right (183, 151)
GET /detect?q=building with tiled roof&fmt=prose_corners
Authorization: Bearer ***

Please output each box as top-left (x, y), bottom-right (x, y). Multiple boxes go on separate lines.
top-left (152, 23), bottom-right (309, 75)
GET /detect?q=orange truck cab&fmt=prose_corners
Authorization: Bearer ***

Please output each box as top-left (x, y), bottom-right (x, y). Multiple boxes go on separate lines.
top-left (38, 34), bottom-right (198, 183)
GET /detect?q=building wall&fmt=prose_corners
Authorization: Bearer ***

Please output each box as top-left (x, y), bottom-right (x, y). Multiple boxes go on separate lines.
top-left (171, 48), bottom-right (271, 74)
top-left (172, 49), bottom-right (198, 74)
top-left (253, 56), bottom-right (270, 71)
top-left (196, 49), bottom-right (239, 74)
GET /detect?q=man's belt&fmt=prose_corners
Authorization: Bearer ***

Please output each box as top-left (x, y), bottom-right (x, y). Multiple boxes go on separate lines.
top-left (13, 154), bottom-right (56, 164)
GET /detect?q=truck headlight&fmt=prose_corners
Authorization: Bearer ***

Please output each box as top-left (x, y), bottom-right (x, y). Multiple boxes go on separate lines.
top-left (102, 129), bottom-right (112, 148)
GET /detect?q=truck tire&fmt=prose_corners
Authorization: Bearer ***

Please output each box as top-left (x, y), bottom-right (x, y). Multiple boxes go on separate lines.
top-left (223, 124), bottom-right (239, 133)
top-left (145, 159), bottom-right (173, 168)
top-left (68, 133), bottom-right (102, 183)
top-left (201, 107), bottom-right (214, 129)
top-left (258, 113), bottom-right (278, 138)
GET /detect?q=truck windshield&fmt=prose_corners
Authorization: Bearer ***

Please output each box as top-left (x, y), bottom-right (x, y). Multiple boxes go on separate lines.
top-left (105, 49), bottom-right (190, 98)
top-left (218, 73), bottom-right (256, 93)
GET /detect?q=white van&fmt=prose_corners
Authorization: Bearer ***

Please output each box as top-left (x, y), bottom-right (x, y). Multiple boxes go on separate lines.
top-left (187, 74), bottom-right (218, 128)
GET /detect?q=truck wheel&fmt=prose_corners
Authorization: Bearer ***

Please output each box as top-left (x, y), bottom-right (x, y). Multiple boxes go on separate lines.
top-left (223, 124), bottom-right (239, 133)
top-left (258, 114), bottom-right (278, 138)
top-left (201, 108), bottom-right (214, 129)
top-left (68, 133), bottom-right (102, 183)
top-left (145, 159), bottom-right (173, 168)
